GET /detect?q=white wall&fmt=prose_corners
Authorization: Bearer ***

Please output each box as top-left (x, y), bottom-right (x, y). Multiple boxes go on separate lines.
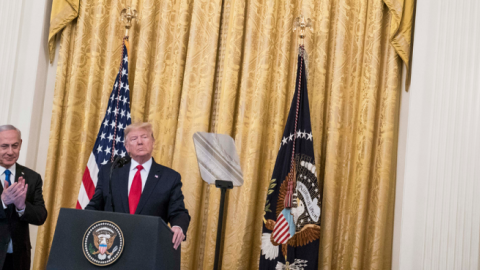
top-left (0, 0), bottom-right (57, 267)
top-left (392, 0), bottom-right (480, 269)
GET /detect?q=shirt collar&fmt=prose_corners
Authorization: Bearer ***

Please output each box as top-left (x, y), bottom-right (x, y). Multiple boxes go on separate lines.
top-left (130, 157), bottom-right (153, 173)
top-left (0, 164), bottom-right (16, 177)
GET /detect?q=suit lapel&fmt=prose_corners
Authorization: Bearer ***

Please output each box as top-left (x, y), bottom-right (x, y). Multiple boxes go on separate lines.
top-left (13, 164), bottom-right (24, 214)
top-left (116, 164), bottom-right (130, 213)
top-left (15, 163), bottom-right (24, 183)
top-left (135, 161), bottom-right (163, 214)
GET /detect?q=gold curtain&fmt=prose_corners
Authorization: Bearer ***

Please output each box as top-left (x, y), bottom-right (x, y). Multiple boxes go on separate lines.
top-left (384, 0), bottom-right (416, 70)
top-left (34, 0), bottom-right (413, 269)
top-left (48, 0), bottom-right (79, 63)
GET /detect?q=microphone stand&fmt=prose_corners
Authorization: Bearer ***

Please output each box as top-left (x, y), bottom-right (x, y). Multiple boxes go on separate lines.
top-left (109, 157), bottom-right (121, 212)
top-left (108, 156), bottom-right (131, 212)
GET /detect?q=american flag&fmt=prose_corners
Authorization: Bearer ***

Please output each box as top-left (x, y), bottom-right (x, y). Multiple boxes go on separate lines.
top-left (76, 39), bottom-right (132, 209)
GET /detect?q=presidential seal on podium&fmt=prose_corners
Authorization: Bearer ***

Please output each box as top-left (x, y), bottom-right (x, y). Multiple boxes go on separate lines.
top-left (83, 220), bottom-right (124, 266)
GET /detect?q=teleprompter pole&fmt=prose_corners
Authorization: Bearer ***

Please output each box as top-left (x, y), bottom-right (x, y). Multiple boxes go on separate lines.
top-left (213, 180), bottom-right (233, 270)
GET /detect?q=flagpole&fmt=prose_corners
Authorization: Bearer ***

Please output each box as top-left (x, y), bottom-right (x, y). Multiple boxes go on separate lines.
top-left (259, 13), bottom-right (320, 269)
top-left (278, 14), bottom-right (312, 269)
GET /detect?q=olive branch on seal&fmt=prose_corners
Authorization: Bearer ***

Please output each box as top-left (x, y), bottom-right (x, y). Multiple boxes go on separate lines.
top-left (264, 178), bottom-right (277, 214)
top-left (89, 243), bottom-right (96, 255)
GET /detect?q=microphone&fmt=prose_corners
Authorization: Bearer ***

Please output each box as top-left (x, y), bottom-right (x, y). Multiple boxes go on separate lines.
top-left (118, 156), bottom-right (131, 168)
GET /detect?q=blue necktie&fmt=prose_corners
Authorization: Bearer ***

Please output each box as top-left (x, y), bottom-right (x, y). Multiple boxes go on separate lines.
top-left (4, 169), bottom-right (11, 186)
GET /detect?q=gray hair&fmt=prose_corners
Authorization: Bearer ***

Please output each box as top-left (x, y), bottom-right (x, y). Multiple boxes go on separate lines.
top-left (0, 125), bottom-right (22, 139)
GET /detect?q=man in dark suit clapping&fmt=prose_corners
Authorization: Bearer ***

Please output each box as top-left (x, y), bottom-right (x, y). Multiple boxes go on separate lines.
top-left (86, 122), bottom-right (190, 250)
top-left (0, 125), bottom-right (48, 270)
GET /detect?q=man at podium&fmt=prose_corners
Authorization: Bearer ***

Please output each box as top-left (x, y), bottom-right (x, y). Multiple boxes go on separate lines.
top-left (86, 122), bottom-right (190, 250)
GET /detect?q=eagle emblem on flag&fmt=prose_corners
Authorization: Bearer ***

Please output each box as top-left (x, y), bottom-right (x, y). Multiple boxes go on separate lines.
top-left (264, 157), bottom-right (321, 260)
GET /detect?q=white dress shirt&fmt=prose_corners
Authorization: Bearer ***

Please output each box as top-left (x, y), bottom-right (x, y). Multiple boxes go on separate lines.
top-left (0, 164), bottom-right (25, 253)
top-left (127, 158), bottom-right (153, 195)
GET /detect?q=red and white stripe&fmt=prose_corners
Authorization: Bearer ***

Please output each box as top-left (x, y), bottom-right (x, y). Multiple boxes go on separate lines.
top-left (99, 245), bottom-right (107, 255)
top-left (76, 153), bottom-right (100, 209)
top-left (272, 213), bottom-right (291, 244)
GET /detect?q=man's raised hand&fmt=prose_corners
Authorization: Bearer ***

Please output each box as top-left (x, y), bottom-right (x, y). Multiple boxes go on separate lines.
top-left (13, 177), bottom-right (27, 210)
top-left (1, 181), bottom-right (21, 205)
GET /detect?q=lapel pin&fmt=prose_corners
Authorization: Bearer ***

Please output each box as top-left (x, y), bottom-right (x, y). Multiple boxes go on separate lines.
top-left (155, 175), bottom-right (158, 178)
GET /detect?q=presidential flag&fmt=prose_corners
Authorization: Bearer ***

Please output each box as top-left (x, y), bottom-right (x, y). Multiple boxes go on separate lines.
top-left (260, 46), bottom-right (322, 270)
top-left (76, 38), bottom-right (132, 209)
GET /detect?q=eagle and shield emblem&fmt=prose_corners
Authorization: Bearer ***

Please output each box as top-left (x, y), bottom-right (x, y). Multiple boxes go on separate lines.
top-left (83, 220), bottom-right (124, 266)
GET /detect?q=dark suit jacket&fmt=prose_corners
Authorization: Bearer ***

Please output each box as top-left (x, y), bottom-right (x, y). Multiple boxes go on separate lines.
top-left (0, 163), bottom-right (48, 269)
top-left (86, 159), bottom-right (190, 235)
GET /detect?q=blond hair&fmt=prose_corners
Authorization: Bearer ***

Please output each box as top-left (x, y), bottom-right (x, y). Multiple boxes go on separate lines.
top-left (124, 122), bottom-right (155, 140)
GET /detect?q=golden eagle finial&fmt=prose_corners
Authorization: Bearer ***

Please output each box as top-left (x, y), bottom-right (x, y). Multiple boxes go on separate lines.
top-left (293, 14), bottom-right (312, 44)
top-left (120, 6), bottom-right (137, 37)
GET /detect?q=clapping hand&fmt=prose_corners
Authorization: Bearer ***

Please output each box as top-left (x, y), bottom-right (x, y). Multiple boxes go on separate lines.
top-left (1, 176), bottom-right (28, 210)
top-left (13, 177), bottom-right (28, 210)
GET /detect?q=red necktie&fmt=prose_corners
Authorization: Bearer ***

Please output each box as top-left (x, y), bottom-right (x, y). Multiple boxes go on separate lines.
top-left (129, 165), bottom-right (143, 214)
